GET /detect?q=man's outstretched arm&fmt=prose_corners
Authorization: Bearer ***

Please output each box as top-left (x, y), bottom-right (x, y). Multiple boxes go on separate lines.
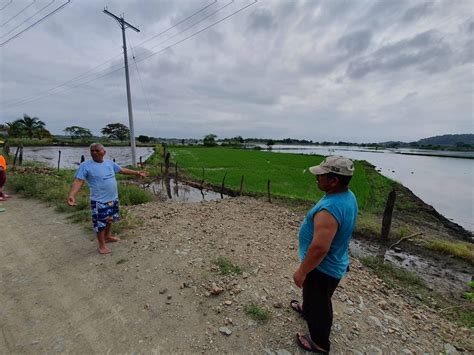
top-left (67, 178), bottom-right (85, 206)
top-left (119, 167), bottom-right (149, 178)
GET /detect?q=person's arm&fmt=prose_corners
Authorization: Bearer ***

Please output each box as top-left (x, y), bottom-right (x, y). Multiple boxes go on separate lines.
top-left (67, 178), bottom-right (85, 206)
top-left (119, 167), bottom-right (149, 178)
top-left (293, 209), bottom-right (338, 288)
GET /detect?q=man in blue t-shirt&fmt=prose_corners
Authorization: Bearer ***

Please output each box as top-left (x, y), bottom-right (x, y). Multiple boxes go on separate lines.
top-left (291, 155), bottom-right (358, 354)
top-left (67, 143), bottom-right (148, 254)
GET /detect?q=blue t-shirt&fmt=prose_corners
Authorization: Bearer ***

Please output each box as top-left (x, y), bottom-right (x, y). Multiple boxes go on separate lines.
top-left (298, 190), bottom-right (358, 279)
top-left (75, 159), bottom-right (122, 203)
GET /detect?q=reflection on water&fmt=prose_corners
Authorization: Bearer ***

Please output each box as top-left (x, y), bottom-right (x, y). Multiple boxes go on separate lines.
top-left (270, 145), bottom-right (474, 232)
top-left (18, 146), bottom-right (154, 169)
top-left (146, 178), bottom-right (226, 203)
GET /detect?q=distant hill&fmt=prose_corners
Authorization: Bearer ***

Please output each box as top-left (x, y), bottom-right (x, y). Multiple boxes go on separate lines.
top-left (413, 134), bottom-right (474, 147)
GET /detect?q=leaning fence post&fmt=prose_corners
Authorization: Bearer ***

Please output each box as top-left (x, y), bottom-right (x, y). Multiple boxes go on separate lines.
top-left (381, 189), bottom-right (396, 241)
top-left (239, 175), bottom-right (244, 196)
top-left (57, 150), bottom-right (61, 171)
top-left (378, 189), bottom-right (396, 259)
top-left (267, 179), bottom-right (272, 203)
top-left (220, 171), bottom-right (227, 199)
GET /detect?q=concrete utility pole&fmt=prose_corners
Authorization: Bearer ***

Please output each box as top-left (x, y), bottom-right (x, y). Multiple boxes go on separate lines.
top-left (103, 8), bottom-right (140, 166)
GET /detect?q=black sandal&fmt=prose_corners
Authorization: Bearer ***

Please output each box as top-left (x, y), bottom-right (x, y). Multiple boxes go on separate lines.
top-left (295, 332), bottom-right (328, 354)
top-left (290, 299), bottom-right (303, 315)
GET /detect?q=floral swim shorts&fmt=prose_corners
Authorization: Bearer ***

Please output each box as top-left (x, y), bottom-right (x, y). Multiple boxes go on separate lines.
top-left (90, 199), bottom-right (119, 232)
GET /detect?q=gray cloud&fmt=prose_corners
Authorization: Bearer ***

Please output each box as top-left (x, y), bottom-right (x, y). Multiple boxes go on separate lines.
top-left (347, 30), bottom-right (454, 78)
top-left (337, 29), bottom-right (372, 55)
top-left (0, 0), bottom-right (472, 142)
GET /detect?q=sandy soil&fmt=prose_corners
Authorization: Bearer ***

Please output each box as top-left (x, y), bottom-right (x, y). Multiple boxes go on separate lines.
top-left (0, 196), bottom-right (471, 354)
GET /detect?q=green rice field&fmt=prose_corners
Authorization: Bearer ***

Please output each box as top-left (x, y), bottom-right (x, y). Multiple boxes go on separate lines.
top-left (168, 147), bottom-right (396, 214)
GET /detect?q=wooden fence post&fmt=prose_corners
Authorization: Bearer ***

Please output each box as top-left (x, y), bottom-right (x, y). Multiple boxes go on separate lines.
top-left (220, 171), bottom-right (227, 199)
top-left (175, 162), bottom-right (178, 182)
top-left (57, 150), bottom-right (61, 171)
top-left (267, 179), bottom-right (272, 203)
top-left (378, 189), bottom-right (396, 259)
top-left (140, 156), bottom-right (143, 167)
top-left (80, 155), bottom-right (85, 163)
top-left (13, 145), bottom-right (20, 167)
top-left (239, 175), bottom-right (244, 196)
top-left (164, 152), bottom-right (170, 176)
top-left (18, 145), bottom-right (23, 166)
top-left (381, 189), bottom-right (396, 241)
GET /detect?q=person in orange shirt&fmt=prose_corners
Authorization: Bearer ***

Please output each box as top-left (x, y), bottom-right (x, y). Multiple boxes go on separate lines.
top-left (0, 154), bottom-right (9, 201)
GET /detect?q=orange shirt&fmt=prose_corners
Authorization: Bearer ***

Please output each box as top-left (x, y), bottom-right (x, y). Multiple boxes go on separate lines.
top-left (0, 155), bottom-right (6, 171)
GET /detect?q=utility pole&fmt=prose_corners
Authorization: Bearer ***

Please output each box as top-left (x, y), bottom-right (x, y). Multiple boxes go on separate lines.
top-left (103, 8), bottom-right (140, 166)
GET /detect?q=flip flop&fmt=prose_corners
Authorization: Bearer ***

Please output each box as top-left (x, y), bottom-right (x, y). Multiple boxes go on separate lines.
top-left (295, 332), bottom-right (328, 354)
top-left (290, 299), bottom-right (304, 315)
top-left (0, 207), bottom-right (5, 212)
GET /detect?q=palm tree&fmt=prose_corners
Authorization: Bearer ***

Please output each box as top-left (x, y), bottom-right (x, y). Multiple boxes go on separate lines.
top-left (17, 114), bottom-right (46, 139)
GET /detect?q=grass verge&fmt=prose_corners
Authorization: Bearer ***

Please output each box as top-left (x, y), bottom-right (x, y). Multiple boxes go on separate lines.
top-left (7, 165), bottom-right (153, 234)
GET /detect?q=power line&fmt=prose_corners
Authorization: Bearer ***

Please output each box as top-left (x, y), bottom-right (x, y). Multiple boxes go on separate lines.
top-left (0, 0), bottom-right (71, 47)
top-left (129, 39), bottom-right (155, 127)
top-left (0, 0), bottom-right (55, 40)
top-left (1, 0), bottom-right (36, 28)
top-left (1, 0), bottom-right (257, 109)
top-left (141, 0), bottom-right (234, 55)
top-left (136, 0), bottom-right (257, 65)
top-left (1, 0), bottom-right (219, 107)
top-left (0, 1), bottom-right (13, 11)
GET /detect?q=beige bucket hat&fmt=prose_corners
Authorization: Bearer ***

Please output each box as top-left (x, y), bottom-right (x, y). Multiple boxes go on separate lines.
top-left (309, 155), bottom-right (354, 176)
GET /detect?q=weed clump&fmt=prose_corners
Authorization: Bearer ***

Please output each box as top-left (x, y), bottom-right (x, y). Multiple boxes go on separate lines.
top-left (244, 304), bottom-right (271, 322)
top-left (212, 256), bottom-right (242, 275)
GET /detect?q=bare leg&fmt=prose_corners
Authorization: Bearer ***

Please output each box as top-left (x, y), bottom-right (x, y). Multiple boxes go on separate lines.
top-left (97, 229), bottom-right (111, 254)
top-left (104, 223), bottom-right (120, 243)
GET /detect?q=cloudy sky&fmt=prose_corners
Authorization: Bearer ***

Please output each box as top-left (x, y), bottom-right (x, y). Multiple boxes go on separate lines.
top-left (0, 0), bottom-right (473, 142)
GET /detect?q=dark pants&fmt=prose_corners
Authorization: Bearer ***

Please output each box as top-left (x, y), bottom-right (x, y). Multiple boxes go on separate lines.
top-left (0, 169), bottom-right (6, 194)
top-left (302, 268), bottom-right (340, 352)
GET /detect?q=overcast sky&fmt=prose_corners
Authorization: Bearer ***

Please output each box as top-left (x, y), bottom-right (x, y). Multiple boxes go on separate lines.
top-left (0, 0), bottom-right (473, 142)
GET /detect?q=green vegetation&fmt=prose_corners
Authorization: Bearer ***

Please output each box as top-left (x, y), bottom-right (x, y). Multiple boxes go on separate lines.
top-left (463, 281), bottom-right (474, 301)
top-left (7, 165), bottom-right (153, 234)
top-left (244, 304), bottom-right (271, 322)
top-left (212, 256), bottom-right (242, 275)
top-left (167, 147), bottom-right (392, 213)
top-left (425, 239), bottom-right (474, 264)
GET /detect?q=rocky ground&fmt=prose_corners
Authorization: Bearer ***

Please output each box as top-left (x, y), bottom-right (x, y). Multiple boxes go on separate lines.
top-left (125, 197), bottom-right (473, 353)
top-left (1, 195), bottom-right (472, 353)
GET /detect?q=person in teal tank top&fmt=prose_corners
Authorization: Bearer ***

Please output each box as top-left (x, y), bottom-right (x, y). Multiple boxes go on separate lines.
top-left (291, 156), bottom-right (358, 354)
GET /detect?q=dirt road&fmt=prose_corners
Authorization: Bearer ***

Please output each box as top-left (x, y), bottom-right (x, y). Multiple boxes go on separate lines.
top-left (0, 196), bottom-right (471, 353)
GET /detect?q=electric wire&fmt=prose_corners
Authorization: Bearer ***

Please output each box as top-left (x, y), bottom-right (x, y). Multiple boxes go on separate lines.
top-left (0, 0), bottom-right (71, 47)
top-left (0, 0), bottom-right (55, 40)
top-left (129, 38), bottom-right (155, 127)
top-left (139, 0), bottom-right (234, 55)
top-left (135, 0), bottom-right (257, 65)
top-left (1, 0), bottom-right (257, 109)
top-left (1, 0), bottom-right (36, 28)
top-left (1, 0), bottom-right (219, 107)
top-left (0, 0), bottom-right (13, 11)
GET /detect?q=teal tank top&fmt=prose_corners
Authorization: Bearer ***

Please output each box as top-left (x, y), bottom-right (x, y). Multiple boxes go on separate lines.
top-left (298, 190), bottom-right (358, 279)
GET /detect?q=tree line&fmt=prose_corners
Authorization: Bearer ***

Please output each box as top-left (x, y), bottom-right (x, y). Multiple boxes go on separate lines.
top-left (0, 114), bottom-right (133, 142)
